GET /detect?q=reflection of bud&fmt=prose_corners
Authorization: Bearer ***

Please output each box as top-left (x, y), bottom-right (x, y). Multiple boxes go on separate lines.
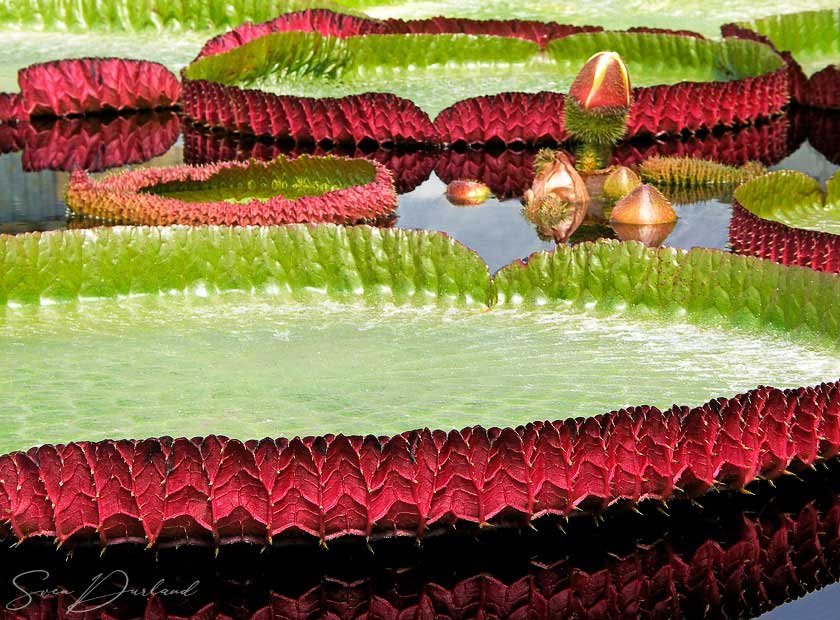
top-left (610, 184), bottom-right (677, 225)
top-left (445, 179), bottom-right (492, 206)
top-left (611, 221), bottom-right (676, 247)
top-left (569, 51), bottom-right (631, 111)
top-left (563, 51), bottom-right (632, 148)
top-left (603, 166), bottom-right (641, 201)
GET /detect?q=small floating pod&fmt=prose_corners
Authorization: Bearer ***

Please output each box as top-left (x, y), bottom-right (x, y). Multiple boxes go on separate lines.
top-left (2, 229), bottom-right (840, 547)
top-left (65, 155), bottom-right (398, 226)
top-left (731, 169), bottom-right (840, 273)
top-left (445, 179), bottom-right (492, 206)
top-left (723, 8), bottom-right (840, 109)
top-left (181, 10), bottom-right (789, 145)
top-left (602, 166), bottom-right (641, 200)
top-left (0, 58), bottom-right (181, 123)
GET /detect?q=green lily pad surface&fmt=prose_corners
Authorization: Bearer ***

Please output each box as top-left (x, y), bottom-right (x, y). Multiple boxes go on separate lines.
top-left (144, 156), bottom-right (379, 203)
top-left (352, 0), bottom-right (839, 39)
top-left (1, 0), bottom-right (835, 40)
top-left (2, 295), bottom-right (837, 455)
top-left (734, 8), bottom-right (840, 76)
top-left (184, 31), bottom-right (783, 117)
top-left (734, 169), bottom-right (840, 234)
top-left (1, 226), bottom-right (839, 454)
top-left (0, 0), bottom-right (352, 32)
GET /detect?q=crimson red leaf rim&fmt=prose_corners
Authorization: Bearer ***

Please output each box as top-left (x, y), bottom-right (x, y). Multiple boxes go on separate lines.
top-left (722, 9), bottom-right (840, 109)
top-left (1, 468), bottom-right (837, 620)
top-left (1, 380), bottom-right (839, 548)
top-left (0, 58), bottom-right (181, 123)
top-left (730, 199), bottom-right (840, 273)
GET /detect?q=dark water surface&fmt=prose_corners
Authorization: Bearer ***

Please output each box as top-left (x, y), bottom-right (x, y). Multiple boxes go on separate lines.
top-left (2, 109), bottom-right (840, 619)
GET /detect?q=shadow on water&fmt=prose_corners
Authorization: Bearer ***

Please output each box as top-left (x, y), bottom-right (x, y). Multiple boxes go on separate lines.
top-left (4, 461), bottom-right (840, 618)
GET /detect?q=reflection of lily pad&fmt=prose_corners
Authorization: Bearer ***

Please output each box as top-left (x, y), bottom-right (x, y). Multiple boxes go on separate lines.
top-left (10, 484), bottom-right (840, 620)
top-left (731, 169), bottom-right (840, 272)
top-left (2, 229), bottom-right (840, 546)
top-left (182, 27), bottom-right (786, 144)
top-left (1, 111), bottom-right (180, 172)
top-left (181, 114), bottom-right (797, 199)
top-left (65, 155), bottom-right (398, 226)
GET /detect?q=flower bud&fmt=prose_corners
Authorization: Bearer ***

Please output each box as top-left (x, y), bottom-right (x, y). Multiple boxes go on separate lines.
top-left (603, 166), bottom-right (642, 201)
top-left (609, 184), bottom-right (677, 225)
top-left (563, 51), bottom-right (632, 146)
top-left (529, 150), bottom-right (590, 206)
top-left (569, 51), bottom-right (632, 111)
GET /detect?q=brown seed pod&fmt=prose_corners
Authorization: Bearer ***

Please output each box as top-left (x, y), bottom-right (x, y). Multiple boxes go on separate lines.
top-left (445, 179), bottom-right (492, 206)
top-left (527, 150), bottom-right (590, 206)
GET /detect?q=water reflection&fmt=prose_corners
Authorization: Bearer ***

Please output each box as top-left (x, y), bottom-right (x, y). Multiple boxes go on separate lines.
top-left (0, 109), bottom-right (838, 270)
top-left (3, 463), bottom-right (840, 619)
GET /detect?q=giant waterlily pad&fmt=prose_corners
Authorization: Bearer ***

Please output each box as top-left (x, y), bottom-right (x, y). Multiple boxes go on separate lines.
top-left (0, 111), bottom-right (180, 172)
top-left (0, 58), bottom-right (181, 123)
top-left (338, 0), bottom-right (840, 39)
top-left (0, 0), bottom-right (354, 32)
top-left (734, 169), bottom-right (840, 234)
top-left (2, 228), bottom-right (840, 546)
top-left (725, 9), bottom-right (840, 109)
top-left (65, 155), bottom-right (398, 226)
top-left (0, 6), bottom-right (352, 92)
top-left (729, 9), bottom-right (840, 78)
top-left (731, 169), bottom-right (840, 272)
top-left (182, 26), bottom-right (787, 144)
